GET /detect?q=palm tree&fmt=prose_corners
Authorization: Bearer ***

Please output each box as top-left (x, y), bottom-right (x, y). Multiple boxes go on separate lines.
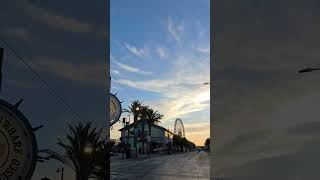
top-left (144, 108), bottom-right (163, 154)
top-left (129, 100), bottom-right (143, 155)
top-left (129, 100), bottom-right (143, 123)
top-left (139, 105), bottom-right (150, 154)
top-left (56, 122), bottom-right (103, 180)
top-left (91, 139), bottom-right (110, 180)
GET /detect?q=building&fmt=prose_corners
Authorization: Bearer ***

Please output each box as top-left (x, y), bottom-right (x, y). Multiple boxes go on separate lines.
top-left (119, 120), bottom-right (174, 153)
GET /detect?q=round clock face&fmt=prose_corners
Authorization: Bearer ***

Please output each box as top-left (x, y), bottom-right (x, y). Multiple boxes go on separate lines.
top-left (0, 131), bottom-right (9, 168)
top-left (0, 100), bottom-right (37, 180)
top-left (110, 94), bottom-right (122, 126)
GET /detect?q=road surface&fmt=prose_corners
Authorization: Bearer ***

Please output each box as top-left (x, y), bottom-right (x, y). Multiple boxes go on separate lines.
top-left (111, 151), bottom-right (210, 180)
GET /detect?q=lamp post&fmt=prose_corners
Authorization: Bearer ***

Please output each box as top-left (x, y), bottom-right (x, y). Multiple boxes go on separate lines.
top-left (121, 117), bottom-right (126, 159)
top-left (133, 107), bottom-right (140, 158)
top-left (84, 144), bottom-right (93, 154)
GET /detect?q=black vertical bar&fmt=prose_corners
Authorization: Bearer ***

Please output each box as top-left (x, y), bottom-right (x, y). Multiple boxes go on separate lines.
top-left (61, 167), bottom-right (64, 180)
top-left (0, 48), bottom-right (4, 96)
top-left (106, 0), bottom-right (110, 178)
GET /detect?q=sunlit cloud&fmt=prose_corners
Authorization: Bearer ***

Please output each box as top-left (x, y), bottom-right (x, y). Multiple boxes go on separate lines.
top-left (114, 53), bottom-right (210, 122)
top-left (113, 60), bottom-right (152, 75)
top-left (183, 122), bottom-right (210, 146)
top-left (156, 47), bottom-right (168, 59)
top-left (124, 42), bottom-right (148, 58)
top-left (168, 17), bottom-right (184, 43)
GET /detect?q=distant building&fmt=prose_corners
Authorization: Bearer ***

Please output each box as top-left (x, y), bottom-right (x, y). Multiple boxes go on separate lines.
top-left (119, 120), bottom-right (174, 153)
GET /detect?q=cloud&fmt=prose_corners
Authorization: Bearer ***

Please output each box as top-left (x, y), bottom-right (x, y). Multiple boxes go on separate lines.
top-left (29, 57), bottom-right (106, 86)
top-left (113, 60), bottom-right (152, 75)
top-left (13, 0), bottom-right (105, 36)
top-left (182, 122), bottom-right (210, 146)
top-left (156, 47), bottom-right (168, 59)
top-left (114, 53), bottom-right (210, 122)
top-left (184, 122), bottom-right (210, 133)
top-left (124, 42), bottom-right (148, 58)
top-left (111, 70), bottom-right (120, 75)
top-left (0, 27), bottom-right (30, 40)
top-left (195, 46), bottom-right (210, 54)
top-left (168, 17), bottom-right (184, 43)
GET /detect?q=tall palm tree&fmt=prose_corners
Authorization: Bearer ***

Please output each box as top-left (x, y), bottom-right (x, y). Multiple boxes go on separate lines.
top-left (139, 105), bottom-right (150, 154)
top-left (91, 139), bottom-right (110, 180)
top-left (56, 122), bottom-right (103, 180)
top-left (129, 100), bottom-right (143, 155)
top-left (129, 100), bottom-right (143, 123)
top-left (144, 108), bottom-right (163, 154)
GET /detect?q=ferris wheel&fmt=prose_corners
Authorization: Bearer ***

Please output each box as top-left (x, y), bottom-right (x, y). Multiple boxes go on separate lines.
top-left (174, 118), bottom-right (185, 137)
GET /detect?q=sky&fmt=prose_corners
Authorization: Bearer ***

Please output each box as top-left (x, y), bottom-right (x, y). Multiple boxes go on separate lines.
top-left (213, 0), bottom-right (320, 179)
top-left (1, 0), bottom-right (107, 179)
top-left (110, 0), bottom-right (210, 147)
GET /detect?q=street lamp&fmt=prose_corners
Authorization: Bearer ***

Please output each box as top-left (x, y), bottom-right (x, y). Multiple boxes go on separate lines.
top-left (133, 107), bottom-right (140, 158)
top-left (84, 144), bottom-right (93, 154)
top-left (298, 67), bottom-right (320, 73)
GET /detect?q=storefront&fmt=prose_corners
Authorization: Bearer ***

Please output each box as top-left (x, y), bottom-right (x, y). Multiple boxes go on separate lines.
top-left (119, 120), bottom-right (174, 153)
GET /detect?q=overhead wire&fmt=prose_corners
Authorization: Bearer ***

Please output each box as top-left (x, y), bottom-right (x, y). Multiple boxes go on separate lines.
top-left (0, 39), bottom-right (84, 122)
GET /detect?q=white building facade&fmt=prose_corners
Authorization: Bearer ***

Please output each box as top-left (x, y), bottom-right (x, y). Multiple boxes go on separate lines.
top-left (119, 120), bottom-right (174, 152)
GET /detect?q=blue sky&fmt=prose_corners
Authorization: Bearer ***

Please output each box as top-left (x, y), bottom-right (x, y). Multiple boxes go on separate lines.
top-left (110, 0), bottom-right (210, 146)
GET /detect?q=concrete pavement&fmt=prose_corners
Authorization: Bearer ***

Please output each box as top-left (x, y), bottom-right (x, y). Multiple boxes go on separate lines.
top-left (111, 151), bottom-right (210, 180)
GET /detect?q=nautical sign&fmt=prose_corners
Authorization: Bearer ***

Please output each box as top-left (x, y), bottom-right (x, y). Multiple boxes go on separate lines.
top-left (0, 99), bottom-right (37, 180)
top-left (110, 93), bottom-right (122, 126)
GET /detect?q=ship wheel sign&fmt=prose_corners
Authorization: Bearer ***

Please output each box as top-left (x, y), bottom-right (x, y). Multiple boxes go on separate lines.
top-left (110, 93), bottom-right (122, 126)
top-left (0, 99), bottom-right (38, 180)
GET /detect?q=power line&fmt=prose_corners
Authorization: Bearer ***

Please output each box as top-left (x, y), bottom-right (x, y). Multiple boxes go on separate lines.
top-left (0, 39), bottom-right (84, 122)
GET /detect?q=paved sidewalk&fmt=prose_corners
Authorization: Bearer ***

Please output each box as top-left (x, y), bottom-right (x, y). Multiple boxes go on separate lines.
top-left (111, 151), bottom-right (210, 180)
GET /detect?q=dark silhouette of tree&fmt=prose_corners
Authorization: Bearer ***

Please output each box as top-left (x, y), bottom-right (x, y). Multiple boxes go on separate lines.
top-left (129, 100), bottom-right (143, 154)
top-left (173, 135), bottom-right (195, 152)
top-left (129, 100), bottom-right (143, 123)
top-left (205, 138), bottom-right (210, 146)
top-left (205, 138), bottom-right (210, 152)
top-left (56, 122), bottom-right (103, 180)
top-left (142, 107), bottom-right (163, 154)
top-left (139, 105), bottom-right (149, 154)
top-left (91, 140), bottom-right (110, 180)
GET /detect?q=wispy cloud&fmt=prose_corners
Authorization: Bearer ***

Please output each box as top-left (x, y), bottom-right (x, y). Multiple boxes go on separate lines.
top-left (184, 122), bottom-right (210, 133)
top-left (124, 42), bottom-right (148, 58)
top-left (195, 46), bottom-right (210, 54)
top-left (111, 70), bottom-right (120, 75)
top-left (13, 0), bottom-right (105, 36)
top-left (114, 53), bottom-right (210, 121)
top-left (0, 27), bottom-right (30, 40)
top-left (30, 57), bottom-right (106, 86)
top-left (113, 61), bottom-right (152, 75)
top-left (168, 17), bottom-right (184, 43)
top-left (156, 47), bottom-right (168, 59)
